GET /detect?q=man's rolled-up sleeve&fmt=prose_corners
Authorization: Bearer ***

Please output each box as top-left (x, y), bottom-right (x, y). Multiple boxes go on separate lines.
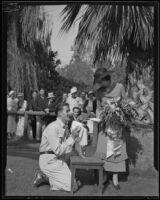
top-left (46, 127), bottom-right (75, 156)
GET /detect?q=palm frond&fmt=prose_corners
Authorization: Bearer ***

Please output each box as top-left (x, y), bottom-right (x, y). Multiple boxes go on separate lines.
top-left (61, 5), bottom-right (154, 64)
top-left (20, 6), bottom-right (53, 49)
top-left (60, 4), bottom-right (82, 33)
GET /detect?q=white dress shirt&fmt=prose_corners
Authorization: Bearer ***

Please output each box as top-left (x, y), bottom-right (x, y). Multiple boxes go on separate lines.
top-left (39, 118), bottom-right (74, 156)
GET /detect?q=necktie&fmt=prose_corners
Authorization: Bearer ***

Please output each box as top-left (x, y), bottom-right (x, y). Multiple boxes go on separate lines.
top-left (64, 124), bottom-right (70, 139)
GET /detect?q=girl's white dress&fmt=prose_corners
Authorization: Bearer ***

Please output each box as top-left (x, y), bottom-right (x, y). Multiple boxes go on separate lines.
top-left (16, 100), bottom-right (27, 136)
top-left (70, 120), bottom-right (88, 147)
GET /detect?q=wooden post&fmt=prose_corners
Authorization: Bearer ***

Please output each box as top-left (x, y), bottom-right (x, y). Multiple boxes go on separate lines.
top-left (98, 167), bottom-right (103, 195)
top-left (23, 112), bottom-right (29, 139)
top-left (92, 121), bottom-right (99, 147)
top-left (71, 165), bottom-right (75, 195)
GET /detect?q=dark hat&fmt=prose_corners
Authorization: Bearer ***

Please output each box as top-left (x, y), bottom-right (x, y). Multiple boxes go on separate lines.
top-left (94, 67), bottom-right (112, 83)
top-left (93, 68), bottom-right (113, 92)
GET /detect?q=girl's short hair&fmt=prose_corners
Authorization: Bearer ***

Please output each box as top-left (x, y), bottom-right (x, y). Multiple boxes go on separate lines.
top-left (73, 107), bottom-right (81, 115)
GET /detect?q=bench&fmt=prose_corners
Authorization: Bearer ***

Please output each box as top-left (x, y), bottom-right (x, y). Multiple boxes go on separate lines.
top-left (70, 156), bottom-right (104, 195)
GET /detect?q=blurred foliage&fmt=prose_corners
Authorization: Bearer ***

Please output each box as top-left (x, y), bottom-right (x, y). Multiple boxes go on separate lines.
top-left (6, 4), bottom-right (86, 107)
top-left (6, 4), bottom-right (53, 102)
top-left (56, 47), bottom-right (94, 90)
top-left (36, 49), bottom-right (87, 106)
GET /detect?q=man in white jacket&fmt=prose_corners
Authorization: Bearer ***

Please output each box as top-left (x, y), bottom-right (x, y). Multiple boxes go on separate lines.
top-left (34, 103), bottom-right (80, 191)
top-left (66, 87), bottom-right (81, 112)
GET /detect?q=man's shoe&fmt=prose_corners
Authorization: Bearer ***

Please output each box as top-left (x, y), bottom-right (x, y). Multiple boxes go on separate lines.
top-left (33, 171), bottom-right (45, 187)
top-left (73, 179), bottom-right (79, 192)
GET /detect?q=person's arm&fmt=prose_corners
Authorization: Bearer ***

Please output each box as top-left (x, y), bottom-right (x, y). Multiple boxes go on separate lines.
top-left (120, 84), bottom-right (127, 99)
top-left (19, 100), bottom-right (27, 112)
top-left (83, 100), bottom-right (88, 113)
top-left (46, 126), bottom-right (79, 156)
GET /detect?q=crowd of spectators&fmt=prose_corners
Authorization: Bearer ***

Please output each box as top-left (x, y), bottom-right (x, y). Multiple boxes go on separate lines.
top-left (7, 83), bottom-right (154, 141)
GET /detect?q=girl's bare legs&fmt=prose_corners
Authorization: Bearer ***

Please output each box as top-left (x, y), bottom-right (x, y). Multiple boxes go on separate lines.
top-left (113, 173), bottom-right (119, 186)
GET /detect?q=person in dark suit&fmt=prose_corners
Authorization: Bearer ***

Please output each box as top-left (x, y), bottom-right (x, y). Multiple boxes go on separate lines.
top-left (44, 92), bottom-right (57, 125)
top-left (83, 91), bottom-right (97, 116)
top-left (35, 88), bottom-right (48, 141)
top-left (28, 90), bottom-right (38, 139)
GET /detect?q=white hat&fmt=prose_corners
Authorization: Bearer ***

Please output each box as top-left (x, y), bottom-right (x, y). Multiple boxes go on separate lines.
top-left (88, 90), bottom-right (94, 95)
top-left (9, 90), bottom-right (15, 97)
top-left (47, 92), bottom-right (55, 99)
top-left (70, 87), bottom-right (77, 94)
top-left (81, 92), bottom-right (85, 95)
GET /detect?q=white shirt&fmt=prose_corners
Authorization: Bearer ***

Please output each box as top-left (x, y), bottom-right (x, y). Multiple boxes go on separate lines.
top-left (66, 96), bottom-right (80, 112)
top-left (39, 118), bottom-right (75, 156)
top-left (7, 97), bottom-right (18, 111)
top-left (18, 100), bottom-right (27, 111)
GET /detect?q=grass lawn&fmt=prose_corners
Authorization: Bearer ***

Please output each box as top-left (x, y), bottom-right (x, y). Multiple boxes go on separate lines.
top-left (5, 136), bottom-right (158, 197)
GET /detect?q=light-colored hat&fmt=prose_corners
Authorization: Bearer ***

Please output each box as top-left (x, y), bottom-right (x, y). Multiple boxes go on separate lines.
top-left (70, 87), bottom-right (77, 94)
top-left (18, 93), bottom-right (24, 97)
top-left (81, 92), bottom-right (85, 95)
top-left (9, 90), bottom-right (15, 97)
top-left (47, 92), bottom-right (55, 99)
top-left (88, 91), bottom-right (94, 95)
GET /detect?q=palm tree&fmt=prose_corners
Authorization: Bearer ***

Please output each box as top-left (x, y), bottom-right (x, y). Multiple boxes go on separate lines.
top-left (60, 4), bottom-right (154, 95)
top-left (4, 3), bottom-right (53, 100)
top-left (60, 5), bottom-right (154, 64)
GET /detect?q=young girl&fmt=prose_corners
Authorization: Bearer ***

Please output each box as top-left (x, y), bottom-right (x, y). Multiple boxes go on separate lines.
top-left (96, 102), bottom-right (128, 189)
top-left (69, 107), bottom-right (89, 158)
top-left (16, 93), bottom-right (27, 137)
top-left (71, 121), bottom-right (87, 159)
top-left (7, 91), bottom-right (18, 139)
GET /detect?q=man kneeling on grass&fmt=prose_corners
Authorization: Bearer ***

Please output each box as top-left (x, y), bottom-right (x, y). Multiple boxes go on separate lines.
top-left (33, 103), bottom-right (81, 192)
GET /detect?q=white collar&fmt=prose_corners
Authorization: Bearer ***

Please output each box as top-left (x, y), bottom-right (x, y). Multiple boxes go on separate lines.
top-left (57, 117), bottom-right (66, 128)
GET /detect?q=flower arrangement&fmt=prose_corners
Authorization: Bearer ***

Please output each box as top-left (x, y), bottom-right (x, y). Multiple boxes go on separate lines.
top-left (100, 96), bottom-right (139, 139)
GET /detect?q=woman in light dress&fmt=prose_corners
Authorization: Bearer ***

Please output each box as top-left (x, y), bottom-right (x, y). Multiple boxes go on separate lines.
top-left (93, 68), bottom-right (128, 190)
top-left (7, 91), bottom-right (18, 139)
top-left (16, 93), bottom-right (27, 137)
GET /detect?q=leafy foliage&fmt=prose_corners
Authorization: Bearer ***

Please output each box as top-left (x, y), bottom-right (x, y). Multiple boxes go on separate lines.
top-left (36, 49), bottom-right (87, 106)
top-left (100, 97), bottom-right (139, 138)
top-left (60, 5), bottom-right (154, 64)
top-left (57, 57), bottom-right (94, 89)
top-left (6, 4), bottom-right (53, 102)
